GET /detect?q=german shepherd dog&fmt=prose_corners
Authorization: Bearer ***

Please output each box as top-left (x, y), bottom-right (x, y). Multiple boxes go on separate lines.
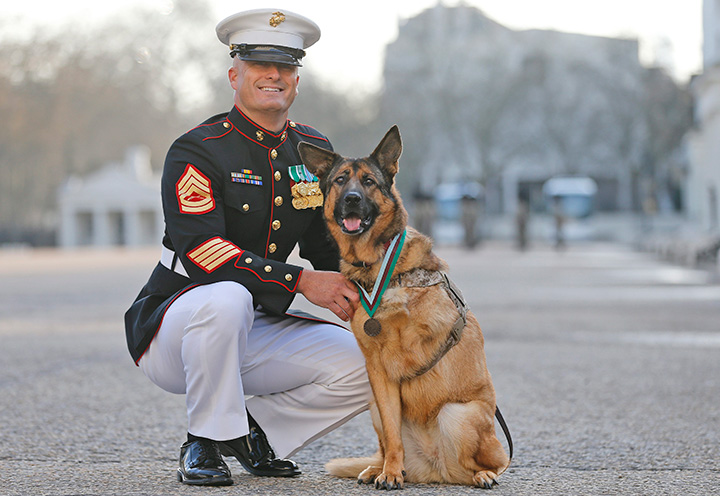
top-left (298, 126), bottom-right (511, 489)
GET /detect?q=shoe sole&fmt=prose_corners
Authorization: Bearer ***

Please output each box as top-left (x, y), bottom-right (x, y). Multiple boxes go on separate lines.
top-left (177, 469), bottom-right (233, 486)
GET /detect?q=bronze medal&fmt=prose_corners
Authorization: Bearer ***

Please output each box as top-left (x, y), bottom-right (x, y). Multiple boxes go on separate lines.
top-left (292, 196), bottom-right (309, 209)
top-left (291, 183), bottom-right (310, 210)
top-left (364, 317), bottom-right (381, 337)
top-left (310, 193), bottom-right (323, 208)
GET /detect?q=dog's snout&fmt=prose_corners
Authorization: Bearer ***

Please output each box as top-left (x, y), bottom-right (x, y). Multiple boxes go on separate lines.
top-left (343, 191), bottom-right (362, 206)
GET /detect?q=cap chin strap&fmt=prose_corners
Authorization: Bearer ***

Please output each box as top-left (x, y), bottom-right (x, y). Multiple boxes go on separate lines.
top-left (230, 43), bottom-right (306, 66)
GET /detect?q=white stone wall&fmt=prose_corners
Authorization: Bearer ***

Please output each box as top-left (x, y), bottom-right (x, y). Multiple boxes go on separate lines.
top-left (58, 146), bottom-right (163, 248)
top-left (686, 1), bottom-right (720, 232)
top-left (704, 0), bottom-right (720, 68)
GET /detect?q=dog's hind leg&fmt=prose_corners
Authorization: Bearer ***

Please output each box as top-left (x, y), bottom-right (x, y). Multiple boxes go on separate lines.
top-left (438, 401), bottom-right (509, 488)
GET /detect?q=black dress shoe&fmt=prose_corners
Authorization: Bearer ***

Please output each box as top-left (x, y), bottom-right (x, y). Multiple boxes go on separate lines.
top-left (177, 438), bottom-right (233, 486)
top-left (219, 413), bottom-right (301, 477)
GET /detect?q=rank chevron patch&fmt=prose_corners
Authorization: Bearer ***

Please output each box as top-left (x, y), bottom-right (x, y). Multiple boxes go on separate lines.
top-left (187, 237), bottom-right (242, 273)
top-left (176, 164), bottom-right (215, 214)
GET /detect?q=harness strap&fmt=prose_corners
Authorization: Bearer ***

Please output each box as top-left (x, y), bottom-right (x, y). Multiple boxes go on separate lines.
top-left (392, 268), bottom-right (514, 464)
top-left (398, 271), bottom-right (467, 380)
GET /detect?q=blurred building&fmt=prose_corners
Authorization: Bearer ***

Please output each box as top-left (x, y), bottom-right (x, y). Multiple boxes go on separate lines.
top-left (687, 0), bottom-right (720, 232)
top-left (382, 4), bottom-right (688, 219)
top-left (58, 146), bottom-right (163, 248)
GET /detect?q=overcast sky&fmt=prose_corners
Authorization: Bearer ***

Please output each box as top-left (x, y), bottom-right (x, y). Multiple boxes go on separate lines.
top-left (1, 0), bottom-right (704, 92)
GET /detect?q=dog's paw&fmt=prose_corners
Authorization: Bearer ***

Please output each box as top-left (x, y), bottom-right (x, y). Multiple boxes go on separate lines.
top-left (373, 470), bottom-right (405, 490)
top-left (473, 470), bottom-right (499, 489)
top-left (357, 465), bottom-right (382, 485)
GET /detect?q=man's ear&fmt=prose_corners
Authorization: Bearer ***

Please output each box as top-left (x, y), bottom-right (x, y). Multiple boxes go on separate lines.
top-left (370, 125), bottom-right (402, 178)
top-left (228, 65), bottom-right (238, 90)
top-left (298, 142), bottom-right (339, 179)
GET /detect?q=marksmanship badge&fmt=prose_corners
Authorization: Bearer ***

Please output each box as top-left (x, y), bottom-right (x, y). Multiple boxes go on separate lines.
top-left (289, 164), bottom-right (323, 210)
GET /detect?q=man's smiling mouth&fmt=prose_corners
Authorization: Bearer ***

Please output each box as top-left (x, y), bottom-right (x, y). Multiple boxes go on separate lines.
top-left (260, 87), bottom-right (282, 92)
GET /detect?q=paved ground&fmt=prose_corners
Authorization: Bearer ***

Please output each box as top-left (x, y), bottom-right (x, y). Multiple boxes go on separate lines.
top-left (0, 241), bottom-right (718, 495)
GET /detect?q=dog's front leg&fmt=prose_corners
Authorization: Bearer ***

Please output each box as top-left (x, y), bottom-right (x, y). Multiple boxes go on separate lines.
top-left (365, 361), bottom-right (405, 490)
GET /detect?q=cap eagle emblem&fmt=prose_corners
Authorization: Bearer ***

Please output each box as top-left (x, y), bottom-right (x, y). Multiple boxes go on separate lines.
top-left (269, 11), bottom-right (286, 27)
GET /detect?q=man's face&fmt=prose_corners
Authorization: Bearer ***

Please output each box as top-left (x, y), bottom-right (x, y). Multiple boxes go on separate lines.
top-left (230, 59), bottom-right (299, 118)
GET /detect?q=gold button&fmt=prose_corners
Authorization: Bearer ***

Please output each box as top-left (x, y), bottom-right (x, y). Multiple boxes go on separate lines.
top-left (289, 121), bottom-right (296, 128)
top-left (270, 149), bottom-right (278, 160)
top-left (256, 130), bottom-right (264, 141)
top-left (245, 257), bottom-right (253, 264)
top-left (274, 196), bottom-right (283, 206)
top-left (223, 122), bottom-right (230, 128)
top-left (281, 131), bottom-right (287, 140)
top-left (242, 203), bottom-right (250, 212)
top-left (268, 243), bottom-right (277, 253)
top-left (264, 265), bottom-right (272, 273)
top-left (274, 171), bottom-right (281, 181)
top-left (285, 274), bottom-right (293, 281)
top-left (272, 220), bottom-right (281, 230)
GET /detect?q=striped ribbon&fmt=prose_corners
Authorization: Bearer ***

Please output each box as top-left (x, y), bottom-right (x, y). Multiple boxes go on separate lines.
top-left (356, 229), bottom-right (407, 317)
top-left (289, 164), bottom-right (319, 183)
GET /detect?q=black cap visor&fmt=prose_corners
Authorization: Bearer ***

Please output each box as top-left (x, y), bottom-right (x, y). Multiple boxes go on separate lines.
top-left (230, 44), bottom-right (305, 67)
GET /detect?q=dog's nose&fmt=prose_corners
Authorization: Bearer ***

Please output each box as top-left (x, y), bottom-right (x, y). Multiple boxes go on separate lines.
top-left (343, 191), bottom-right (362, 206)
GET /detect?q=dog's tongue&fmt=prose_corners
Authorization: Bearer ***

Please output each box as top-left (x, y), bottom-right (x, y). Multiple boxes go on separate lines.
top-left (343, 216), bottom-right (362, 232)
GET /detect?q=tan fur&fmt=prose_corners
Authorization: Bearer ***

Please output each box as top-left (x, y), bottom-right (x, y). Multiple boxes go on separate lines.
top-left (299, 126), bottom-right (510, 489)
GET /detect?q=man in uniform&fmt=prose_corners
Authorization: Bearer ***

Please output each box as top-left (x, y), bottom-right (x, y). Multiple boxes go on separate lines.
top-left (124, 9), bottom-right (370, 486)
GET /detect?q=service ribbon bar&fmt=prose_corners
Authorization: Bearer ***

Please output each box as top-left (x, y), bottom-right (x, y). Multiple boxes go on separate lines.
top-left (231, 171), bottom-right (263, 185)
top-left (356, 229), bottom-right (407, 317)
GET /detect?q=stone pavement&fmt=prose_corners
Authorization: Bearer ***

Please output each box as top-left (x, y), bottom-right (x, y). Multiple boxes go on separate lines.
top-left (0, 242), bottom-right (718, 495)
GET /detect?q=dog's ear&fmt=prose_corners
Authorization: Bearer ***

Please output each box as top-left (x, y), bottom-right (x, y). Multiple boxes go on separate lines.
top-left (370, 125), bottom-right (402, 177)
top-left (298, 142), bottom-right (338, 179)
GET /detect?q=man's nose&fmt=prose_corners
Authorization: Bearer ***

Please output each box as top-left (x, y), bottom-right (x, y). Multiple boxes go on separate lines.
top-left (264, 64), bottom-right (281, 78)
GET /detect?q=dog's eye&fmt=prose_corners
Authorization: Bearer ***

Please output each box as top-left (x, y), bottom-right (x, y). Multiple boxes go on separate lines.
top-left (362, 177), bottom-right (375, 187)
top-left (335, 176), bottom-right (346, 185)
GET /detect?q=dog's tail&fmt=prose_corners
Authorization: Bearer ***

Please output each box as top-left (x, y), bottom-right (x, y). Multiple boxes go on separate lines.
top-left (325, 452), bottom-right (383, 478)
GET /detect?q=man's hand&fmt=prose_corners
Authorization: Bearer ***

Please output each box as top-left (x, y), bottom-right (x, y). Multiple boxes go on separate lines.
top-left (297, 270), bottom-right (359, 322)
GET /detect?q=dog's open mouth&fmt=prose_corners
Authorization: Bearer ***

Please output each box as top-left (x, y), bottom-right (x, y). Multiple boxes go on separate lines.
top-left (340, 214), bottom-right (372, 235)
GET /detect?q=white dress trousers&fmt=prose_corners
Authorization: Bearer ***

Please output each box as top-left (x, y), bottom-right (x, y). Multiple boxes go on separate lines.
top-left (138, 280), bottom-right (371, 459)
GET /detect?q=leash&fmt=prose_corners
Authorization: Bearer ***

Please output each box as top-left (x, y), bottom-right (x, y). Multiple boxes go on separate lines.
top-left (495, 406), bottom-right (514, 462)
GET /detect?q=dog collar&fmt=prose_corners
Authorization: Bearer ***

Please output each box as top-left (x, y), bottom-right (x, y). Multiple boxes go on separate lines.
top-left (350, 238), bottom-right (396, 268)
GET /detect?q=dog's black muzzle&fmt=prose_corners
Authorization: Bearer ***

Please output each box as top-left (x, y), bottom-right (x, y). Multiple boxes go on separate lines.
top-left (336, 189), bottom-right (376, 235)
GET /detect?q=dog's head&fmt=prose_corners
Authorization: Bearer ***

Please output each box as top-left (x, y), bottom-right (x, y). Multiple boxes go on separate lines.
top-left (298, 126), bottom-right (407, 242)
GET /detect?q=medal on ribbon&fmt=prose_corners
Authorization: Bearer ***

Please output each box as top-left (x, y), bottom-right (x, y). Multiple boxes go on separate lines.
top-left (289, 164), bottom-right (323, 210)
top-left (355, 229), bottom-right (407, 336)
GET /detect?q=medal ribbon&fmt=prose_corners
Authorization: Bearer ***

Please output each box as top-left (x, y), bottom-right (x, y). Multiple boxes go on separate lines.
top-left (356, 229), bottom-right (407, 317)
top-left (290, 164), bottom-right (319, 183)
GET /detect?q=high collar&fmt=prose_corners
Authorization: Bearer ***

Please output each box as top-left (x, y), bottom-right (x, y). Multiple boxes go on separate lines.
top-left (227, 106), bottom-right (289, 149)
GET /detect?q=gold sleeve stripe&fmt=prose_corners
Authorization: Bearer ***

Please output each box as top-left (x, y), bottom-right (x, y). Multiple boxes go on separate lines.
top-left (176, 164), bottom-right (215, 214)
top-left (188, 237), bottom-right (242, 273)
